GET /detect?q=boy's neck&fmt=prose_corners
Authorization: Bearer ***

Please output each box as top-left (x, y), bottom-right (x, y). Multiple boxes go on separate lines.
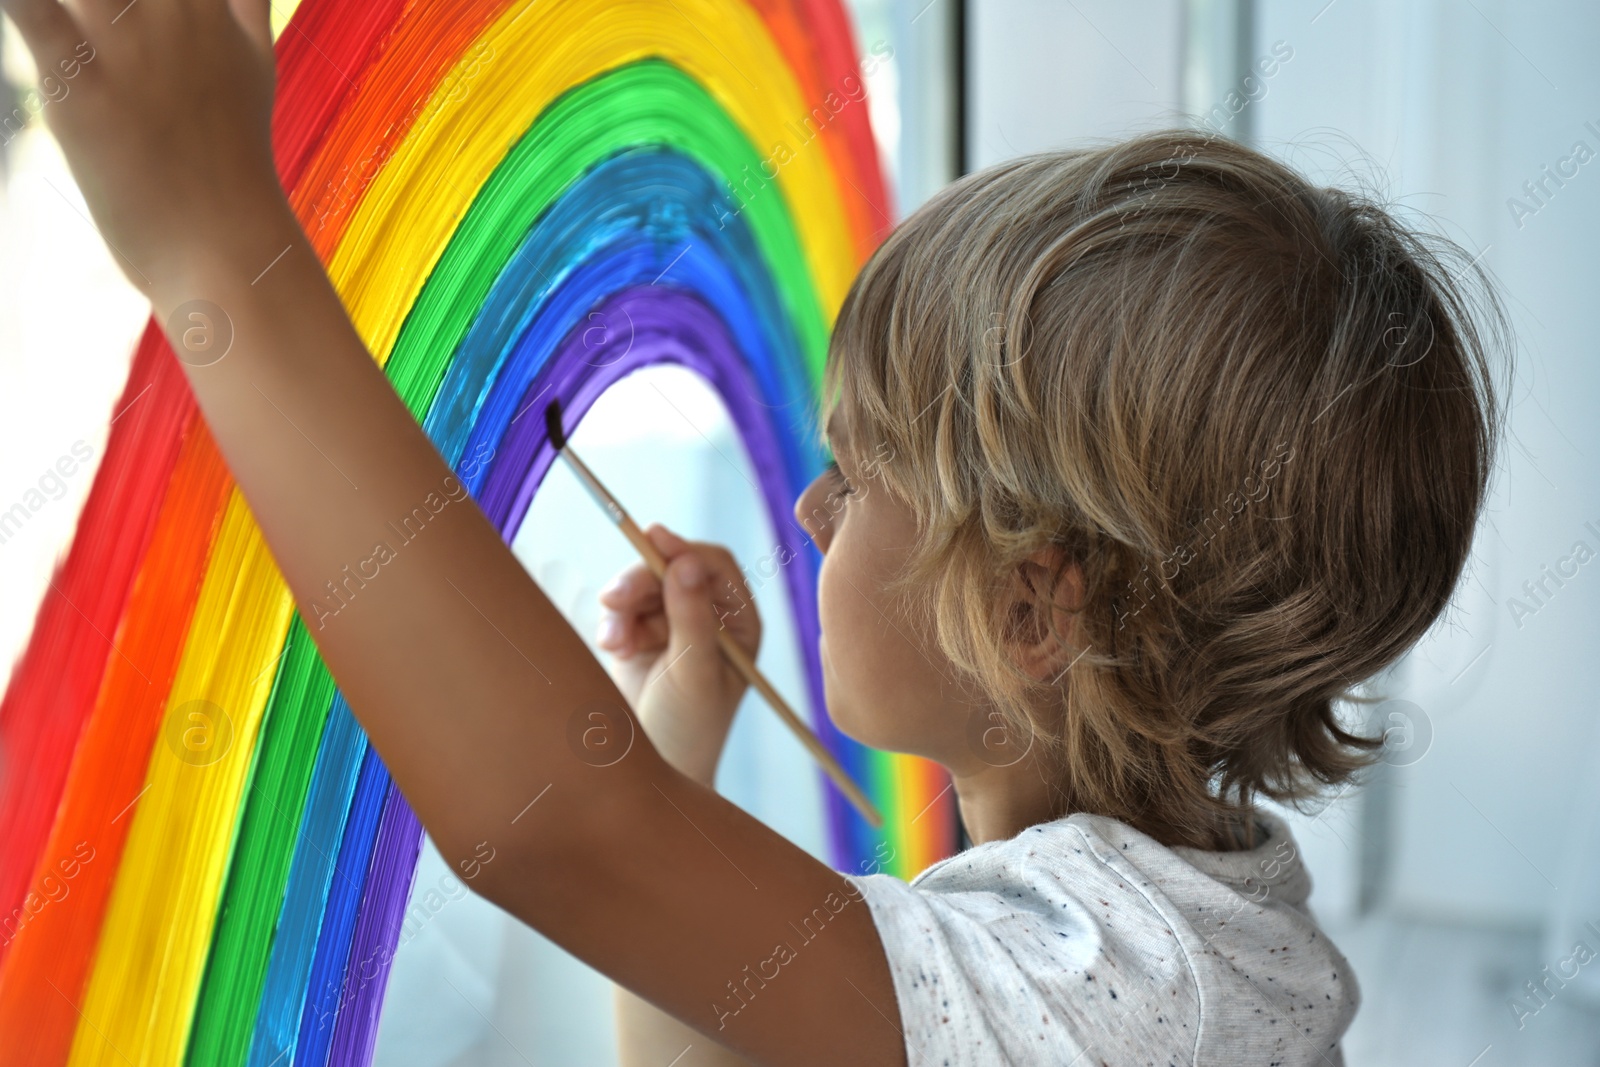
top-left (950, 760), bottom-right (1062, 846)
top-left (951, 757), bottom-right (1258, 853)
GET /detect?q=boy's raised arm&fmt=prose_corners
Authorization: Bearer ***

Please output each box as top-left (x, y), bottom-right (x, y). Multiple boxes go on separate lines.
top-left (1, 0), bottom-right (904, 1062)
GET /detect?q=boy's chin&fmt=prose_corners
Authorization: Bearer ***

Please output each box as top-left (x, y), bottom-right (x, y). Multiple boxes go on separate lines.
top-left (820, 679), bottom-right (868, 746)
top-left (825, 704), bottom-right (867, 746)
top-left (822, 690), bottom-right (908, 755)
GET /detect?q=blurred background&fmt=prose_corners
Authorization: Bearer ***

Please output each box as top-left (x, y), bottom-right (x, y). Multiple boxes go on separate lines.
top-left (3, 1), bottom-right (1597, 1063)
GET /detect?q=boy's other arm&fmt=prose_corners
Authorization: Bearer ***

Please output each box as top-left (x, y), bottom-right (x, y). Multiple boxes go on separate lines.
top-left (0, 2), bottom-right (905, 1064)
top-left (600, 545), bottom-right (757, 1067)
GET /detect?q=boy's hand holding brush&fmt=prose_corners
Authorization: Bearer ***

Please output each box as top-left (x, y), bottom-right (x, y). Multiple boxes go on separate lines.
top-left (595, 524), bottom-right (760, 790)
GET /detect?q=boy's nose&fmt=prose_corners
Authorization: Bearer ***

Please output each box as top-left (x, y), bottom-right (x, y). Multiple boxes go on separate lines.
top-left (794, 475), bottom-right (834, 553)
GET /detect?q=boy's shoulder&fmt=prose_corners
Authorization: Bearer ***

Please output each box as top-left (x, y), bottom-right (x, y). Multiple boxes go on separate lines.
top-left (845, 808), bottom-right (1358, 1065)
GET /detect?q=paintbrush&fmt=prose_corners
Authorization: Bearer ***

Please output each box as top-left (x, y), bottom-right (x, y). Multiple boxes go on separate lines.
top-left (544, 399), bottom-right (883, 829)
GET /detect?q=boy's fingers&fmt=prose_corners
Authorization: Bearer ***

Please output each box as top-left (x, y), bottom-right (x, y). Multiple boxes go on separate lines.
top-left (597, 608), bottom-right (665, 657)
top-left (598, 562), bottom-right (662, 609)
top-left (644, 527), bottom-right (755, 624)
top-left (620, 603), bottom-right (670, 645)
top-left (629, 612), bottom-right (670, 653)
top-left (3, 0), bottom-right (85, 64)
top-left (659, 555), bottom-right (730, 682)
top-left (690, 544), bottom-right (759, 648)
top-left (645, 523), bottom-right (686, 554)
top-left (662, 549), bottom-right (758, 651)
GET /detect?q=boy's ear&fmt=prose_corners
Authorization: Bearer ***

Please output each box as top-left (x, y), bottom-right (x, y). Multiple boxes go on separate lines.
top-left (1005, 546), bottom-right (1085, 683)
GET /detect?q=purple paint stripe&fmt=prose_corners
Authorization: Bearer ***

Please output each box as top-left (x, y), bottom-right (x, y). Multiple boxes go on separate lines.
top-left (328, 785), bottom-right (424, 1065)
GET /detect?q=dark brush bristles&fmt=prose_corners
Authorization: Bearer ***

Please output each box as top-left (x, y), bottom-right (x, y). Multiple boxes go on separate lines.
top-left (544, 399), bottom-right (568, 450)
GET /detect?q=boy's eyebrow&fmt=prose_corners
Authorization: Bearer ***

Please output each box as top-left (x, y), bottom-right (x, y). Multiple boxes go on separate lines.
top-left (824, 412), bottom-right (849, 452)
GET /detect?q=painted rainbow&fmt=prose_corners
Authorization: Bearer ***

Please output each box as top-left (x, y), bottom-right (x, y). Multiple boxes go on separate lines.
top-left (0, 1), bottom-right (958, 1063)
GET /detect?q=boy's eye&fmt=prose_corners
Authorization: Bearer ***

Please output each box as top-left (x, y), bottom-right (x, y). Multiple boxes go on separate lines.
top-left (824, 460), bottom-right (857, 497)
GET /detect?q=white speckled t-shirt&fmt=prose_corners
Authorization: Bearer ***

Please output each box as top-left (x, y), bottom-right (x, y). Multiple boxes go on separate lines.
top-left (844, 809), bottom-right (1357, 1065)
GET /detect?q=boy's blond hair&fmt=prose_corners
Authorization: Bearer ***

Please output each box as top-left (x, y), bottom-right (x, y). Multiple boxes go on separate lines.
top-left (823, 129), bottom-right (1510, 849)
